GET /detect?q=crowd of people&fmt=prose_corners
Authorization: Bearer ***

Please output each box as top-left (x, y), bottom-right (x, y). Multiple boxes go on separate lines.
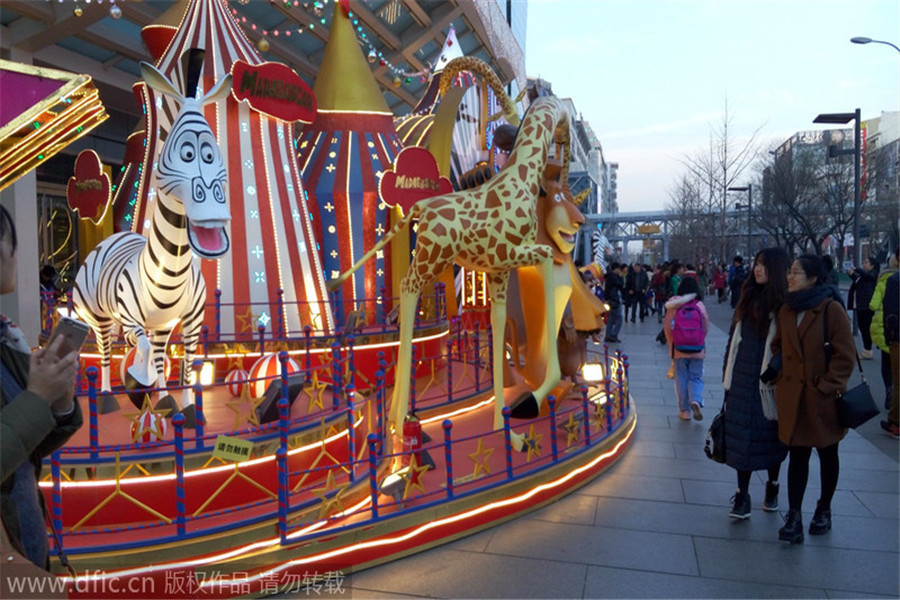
top-left (579, 246), bottom-right (899, 545)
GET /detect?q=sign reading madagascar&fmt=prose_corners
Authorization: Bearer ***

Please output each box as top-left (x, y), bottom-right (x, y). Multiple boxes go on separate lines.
top-left (378, 147), bottom-right (453, 215)
top-left (67, 149), bottom-right (111, 224)
top-left (230, 60), bottom-right (316, 123)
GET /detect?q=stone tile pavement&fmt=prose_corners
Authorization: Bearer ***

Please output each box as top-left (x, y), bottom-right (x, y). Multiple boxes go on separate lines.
top-left (284, 298), bottom-right (899, 599)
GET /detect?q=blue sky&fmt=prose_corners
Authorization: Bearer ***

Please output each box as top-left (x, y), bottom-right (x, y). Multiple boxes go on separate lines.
top-left (525, 0), bottom-right (900, 212)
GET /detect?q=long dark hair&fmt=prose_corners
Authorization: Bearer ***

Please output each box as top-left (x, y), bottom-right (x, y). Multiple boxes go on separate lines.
top-left (0, 205), bottom-right (16, 253)
top-left (733, 247), bottom-right (791, 335)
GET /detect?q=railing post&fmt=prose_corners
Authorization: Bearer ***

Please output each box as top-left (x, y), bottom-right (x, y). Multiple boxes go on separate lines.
top-left (258, 324), bottom-right (266, 354)
top-left (173, 413), bottom-right (186, 535)
top-left (86, 366), bottom-right (99, 459)
top-left (50, 451), bottom-right (63, 555)
top-left (279, 351), bottom-right (290, 410)
top-left (346, 383), bottom-right (356, 482)
top-left (502, 407), bottom-right (513, 479)
top-left (446, 337), bottom-right (454, 403)
top-left (581, 385), bottom-right (591, 447)
top-left (331, 342), bottom-right (342, 410)
top-left (473, 328), bottom-right (480, 390)
top-left (604, 377), bottom-right (613, 432)
top-left (409, 345), bottom-right (417, 414)
top-left (442, 420), bottom-right (454, 499)
top-left (276, 447), bottom-right (288, 544)
top-left (304, 326), bottom-right (312, 381)
top-left (367, 434), bottom-right (379, 519)
top-left (375, 369), bottom-right (385, 457)
top-left (616, 365), bottom-right (624, 423)
top-left (347, 335), bottom-right (356, 392)
top-left (548, 395), bottom-right (558, 461)
top-left (193, 373), bottom-right (205, 448)
top-left (278, 397), bottom-right (290, 453)
top-left (202, 325), bottom-right (209, 357)
top-left (277, 288), bottom-right (285, 339)
top-left (214, 289), bottom-right (222, 340)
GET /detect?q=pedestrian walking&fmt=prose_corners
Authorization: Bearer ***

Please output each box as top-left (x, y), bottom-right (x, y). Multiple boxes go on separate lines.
top-left (761, 254), bottom-right (854, 544)
top-left (713, 263), bottom-right (727, 304)
top-left (604, 262), bottom-right (625, 344)
top-left (722, 248), bottom-right (791, 519)
top-left (847, 256), bottom-right (879, 359)
top-left (728, 255), bottom-right (747, 309)
top-left (663, 276), bottom-right (709, 421)
top-left (879, 269), bottom-right (899, 438)
top-left (870, 250), bottom-right (899, 410)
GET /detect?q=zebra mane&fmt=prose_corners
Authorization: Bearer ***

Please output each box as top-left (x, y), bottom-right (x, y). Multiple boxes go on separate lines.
top-left (182, 48), bottom-right (206, 99)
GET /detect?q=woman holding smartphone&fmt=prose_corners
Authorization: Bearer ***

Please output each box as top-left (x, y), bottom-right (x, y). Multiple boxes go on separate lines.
top-left (1, 204), bottom-right (83, 572)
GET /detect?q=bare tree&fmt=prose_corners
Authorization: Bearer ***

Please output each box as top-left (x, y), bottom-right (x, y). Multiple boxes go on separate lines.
top-left (679, 101), bottom-right (764, 263)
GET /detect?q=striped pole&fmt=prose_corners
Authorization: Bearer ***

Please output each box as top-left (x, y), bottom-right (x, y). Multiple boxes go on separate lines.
top-left (446, 337), bottom-right (454, 403)
top-left (277, 288), bottom-right (285, 339)
top-left (442, 420), bottom-right (454, 499)
top-left (276, 447), bottom-right (288, 544)
top-left (346, 384), bottom-right (356, 482)
top-left (409, 345), bottom-right (417, 414)
top-left (548, 395), bottom-right (558, 461)
top-left (258, 324), bottom-right (266, 355)
top-left (473, 328), bottom-right (480, 389)
top-left (581, 385), bottom-right (591, 447)
top-left (502, 407), bottom-right (513, 479)
top-left (604, 342), bottom-right (610, 374)
top-left (375, 369), bottom-right (385, 457)
top-left (50, 452), bottom-right (63, 553)
top-left (622, 354), bottom-right (630, 417)
top-left (193, 358), bottom-right (205, 448)
top-left (347, 335), bottom-right (356, 391)
top-left (201, 325), bottom-right (209, 357)
top-left (604, 377), bottom-right (613, 432)
top-left (279, 351), bottom-right (290, 410)
top-left (367, 434), bottom-right (379, 519)
top-left (214, 289), bottom-right (222, 340)
top-left (86, 367), bottom-right (99, 459)
top-left (173, 413), bottom-right (186, 535)
top-left (331, 342), bottom-right (342, 410)
top-left (278, 397), bottom-right (290, 453)
top-left (617, 365), bottom-right (625, 423)
top-left (304, 326), bottom-right (312, 381)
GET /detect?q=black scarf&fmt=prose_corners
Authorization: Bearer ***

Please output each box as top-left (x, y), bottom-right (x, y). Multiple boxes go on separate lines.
top-left (785, 285), bottom-right (837, 312)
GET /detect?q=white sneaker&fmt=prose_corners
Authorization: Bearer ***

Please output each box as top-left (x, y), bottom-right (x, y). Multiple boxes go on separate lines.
top-left (861, 349), bottom-right (873, 360)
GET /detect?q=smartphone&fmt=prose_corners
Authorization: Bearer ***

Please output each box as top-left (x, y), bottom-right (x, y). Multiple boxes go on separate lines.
top-left (48, 316), bottom-right (91, 359)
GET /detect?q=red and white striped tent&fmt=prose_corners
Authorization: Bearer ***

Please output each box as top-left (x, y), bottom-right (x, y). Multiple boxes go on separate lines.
top-left (297, 2), bottom-right (402, 323)
top-left (123, 0), bottom-right (334, 337)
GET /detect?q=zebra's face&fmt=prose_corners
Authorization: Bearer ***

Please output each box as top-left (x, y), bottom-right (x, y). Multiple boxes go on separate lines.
top-left (158, 102), bottom-right (231, 259)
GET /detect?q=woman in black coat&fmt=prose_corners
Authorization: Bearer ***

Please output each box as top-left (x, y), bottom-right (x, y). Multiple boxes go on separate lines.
top-left (847, 256), bottom-right (879, 358)
top-left (722, 247), bottom-right (791, 519)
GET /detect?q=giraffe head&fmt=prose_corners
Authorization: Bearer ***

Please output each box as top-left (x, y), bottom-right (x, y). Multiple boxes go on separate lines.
top-left (141, 51), bottom-right (233, 259)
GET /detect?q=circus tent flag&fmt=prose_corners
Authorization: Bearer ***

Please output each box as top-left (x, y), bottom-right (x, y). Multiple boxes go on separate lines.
top-left (122, 0), bottom-right (333, 335)
top-left (298, 0), bottom-right (402, 322)
top-left (230, 60), bottom-right (316, 124)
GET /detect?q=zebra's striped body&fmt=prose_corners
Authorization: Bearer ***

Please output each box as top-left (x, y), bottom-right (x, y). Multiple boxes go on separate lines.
top-left (73, 53), bottom-right (231, 401)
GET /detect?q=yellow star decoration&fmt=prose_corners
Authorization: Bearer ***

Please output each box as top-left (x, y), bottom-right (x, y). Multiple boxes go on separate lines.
top-left (467, 438), bottom-right (494, 478)
top-left (123, 396), bottom-right (171, 443)
top-left (400, 454), bottom-right (429, 500)
top-left (234, 306), bottom-right (257, 335)
top-left (303, 372), bottom-right (327, 414)
top-left (592, 398), bottom-right (606, 432)
top-left (311, 468), bottom-right (349, 520)
top-left (563, 413), bottom-right (581, 447)
top-left (225, 383), bottom-right (264, 430)
top-left (226, 354), bottom-right (245, 372)
top-left (523, 424), bottom-right (543, 461)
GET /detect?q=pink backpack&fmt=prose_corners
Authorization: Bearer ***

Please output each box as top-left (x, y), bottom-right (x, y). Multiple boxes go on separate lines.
top-left (672, 300), bottom-right (705, 353)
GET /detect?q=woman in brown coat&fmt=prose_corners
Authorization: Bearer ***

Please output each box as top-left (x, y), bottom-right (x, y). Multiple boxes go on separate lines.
top-left (761, 254), bottom-right (854, 544)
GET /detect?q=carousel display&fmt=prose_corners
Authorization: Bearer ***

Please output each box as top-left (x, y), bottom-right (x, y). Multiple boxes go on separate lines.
top-left (26, 0), bottom-right (634, 597)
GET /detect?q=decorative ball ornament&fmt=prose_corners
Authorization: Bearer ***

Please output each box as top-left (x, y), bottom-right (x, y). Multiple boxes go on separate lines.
top-left (257, 38), bottom-right (270, 52)
top-left (248, 354), bottom-right (300, 398)
top-left (367, 50), bottom-right (377, 64)
top-left (131, 409), bottom-right (168, 444)
top-left (119, 347), bottom-right (171, 385)
top-left (74, 6), bottom-right (83, 17)
top-left (392, 76), bottom-right (402, 88)
top-left (225, 368), bottom-right (250, 398)
top-left (109, 4), bottom-right (122, 19)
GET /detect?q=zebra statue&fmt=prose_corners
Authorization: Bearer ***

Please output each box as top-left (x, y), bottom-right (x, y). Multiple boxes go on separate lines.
top-left (74, 50), bottom-right (232, 415)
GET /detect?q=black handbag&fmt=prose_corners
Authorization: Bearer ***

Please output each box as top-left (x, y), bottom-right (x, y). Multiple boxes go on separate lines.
top-left (823, 301), bottom-right (879, 429)
top-left (704, 405), bottom-right (726, 463)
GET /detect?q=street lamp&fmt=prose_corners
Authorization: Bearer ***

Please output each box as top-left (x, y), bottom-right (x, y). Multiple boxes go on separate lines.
top-left (813, 110), bottom-right (861, 268)
top-left (728, 184), bottom-right (752, 256)
top-left (850, 36), bottom-right (900, 53)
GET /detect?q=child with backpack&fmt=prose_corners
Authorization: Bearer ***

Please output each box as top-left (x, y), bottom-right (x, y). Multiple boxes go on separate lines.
top-left (664, 276), bottom-right (709, 421)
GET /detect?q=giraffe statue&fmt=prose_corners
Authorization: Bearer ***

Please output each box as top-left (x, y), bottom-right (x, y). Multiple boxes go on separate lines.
top-left (329, 96), bottom-right (569, 445)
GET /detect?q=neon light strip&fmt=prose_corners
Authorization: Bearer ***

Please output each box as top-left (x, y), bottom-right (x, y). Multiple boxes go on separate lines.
top-left (59, 417), bottom-right (636, 587)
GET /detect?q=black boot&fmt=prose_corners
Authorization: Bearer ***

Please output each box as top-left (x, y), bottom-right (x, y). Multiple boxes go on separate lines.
top-left (778, 509), bottom-right (804, 544)
top-left (728, 490), bottom-right (751, 519)
top-left (763, 481), bottom-right (779, 512)
top-left (809, 500), bottom-right (832, 535)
